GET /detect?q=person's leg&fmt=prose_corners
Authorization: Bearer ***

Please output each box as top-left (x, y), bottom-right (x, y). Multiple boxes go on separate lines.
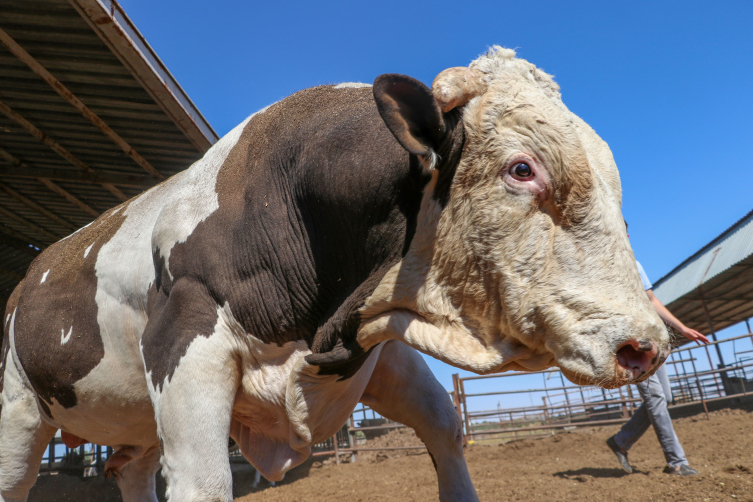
top-left (636, 365), bottom-right (688, 468)
top-left (613, 399), bottom-right (651, 451)
top-left (657, 363), bottom-right (674, 405)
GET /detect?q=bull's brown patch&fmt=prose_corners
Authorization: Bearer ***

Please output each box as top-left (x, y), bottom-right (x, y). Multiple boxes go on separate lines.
top-left (152, 85), bottom-right (449, 379)
top-left (12, 203), bottom-right (130, 410)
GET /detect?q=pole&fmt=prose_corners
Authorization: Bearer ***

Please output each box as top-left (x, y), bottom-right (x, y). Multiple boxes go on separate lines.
top-left (333, 432), bottom-right (340, 465)
top-left (698, 290), bottom-right (727, 368)
top-left (452, 374), bottom-right (466, 445)
top-left (618, 387), bottom-right (628, 418)
top-left (541, 397), bottom-right (550, 425)
top-left (348, 416), bottom-right (357, 463)
top-left (459, 378), bottom-right (472, 443)
top-left (695, 379), bottom-right (710, 420)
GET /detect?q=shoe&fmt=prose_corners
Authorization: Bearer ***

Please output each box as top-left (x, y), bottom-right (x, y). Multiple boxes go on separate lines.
top-left (664, 465), bottom-right (699, 476)
top-left (606, 436), bottom-right (632, 473)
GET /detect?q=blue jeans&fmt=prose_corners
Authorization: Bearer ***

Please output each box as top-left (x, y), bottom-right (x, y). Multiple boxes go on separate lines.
top-left (614, 364), bottom-right (688, 468)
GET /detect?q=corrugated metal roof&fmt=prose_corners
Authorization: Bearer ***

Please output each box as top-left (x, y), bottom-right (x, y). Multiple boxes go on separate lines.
top-left (653, 208), bottom-right (753, 336)
top-left (0, 0), bottom-right (217, 303)
top-left (654, 209), bottom-right (753, 304)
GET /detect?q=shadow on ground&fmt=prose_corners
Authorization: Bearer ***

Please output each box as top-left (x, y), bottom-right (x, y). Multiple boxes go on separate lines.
top-left (553, 467), bottom-right (632, 480)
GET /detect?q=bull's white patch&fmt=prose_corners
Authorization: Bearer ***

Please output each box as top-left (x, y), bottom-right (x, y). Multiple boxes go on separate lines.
top-left (333, 82), bottom-right (371, 89)
top-left (110, 207), bottom-right (122, 216)
top-left (60, 326), bottom-right (73, 345)
top-left (84, 243), bottom-right (94, 258)
top-left (40, 270), bottom-right (49, 284)
top-left (5, 313), bottom-right (9, 326)
top-left (144, 301), bottom-right (380, 485)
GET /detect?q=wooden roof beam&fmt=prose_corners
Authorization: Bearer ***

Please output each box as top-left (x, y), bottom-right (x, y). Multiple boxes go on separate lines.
top-left (0, 221), bottom-right (46, 250)
top-left (0, 147), bottom-right (100, 218)
top-left (0, 267), bottom-right (24, 281)
top-left (36, 177), bottom-right (100, 218)
top-left (0, 99), bottom-right (128, 201)
top-left (0, 165), bottom-right (154, 188)
top-left (0, 182), bottom-right (76, 231)
top-left (0, 229), bottom-right (40, 256)
top-left (0, 204), bottom-right (60, 241)
top-left (0, 27), bottom-right (165, 181)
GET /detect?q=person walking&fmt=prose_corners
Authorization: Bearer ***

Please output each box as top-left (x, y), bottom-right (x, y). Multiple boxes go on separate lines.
top-left (606, 259), bottom-right (710, 476)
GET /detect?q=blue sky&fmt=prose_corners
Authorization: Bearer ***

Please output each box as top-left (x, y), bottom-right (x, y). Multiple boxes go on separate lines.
top-left (118, 0), bottom-right (753, 405)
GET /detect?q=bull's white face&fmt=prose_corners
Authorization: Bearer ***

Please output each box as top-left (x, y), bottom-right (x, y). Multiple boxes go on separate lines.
top-left (362, 47), bottom-right (670, 388)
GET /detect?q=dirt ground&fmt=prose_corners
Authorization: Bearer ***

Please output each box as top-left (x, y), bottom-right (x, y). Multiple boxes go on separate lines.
top-left (236, 408), bottom-right (753, 502)
top-left (28, 406), bottom-right (753, 501)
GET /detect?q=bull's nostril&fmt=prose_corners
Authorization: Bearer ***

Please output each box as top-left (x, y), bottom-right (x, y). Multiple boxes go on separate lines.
top-left (616, 339), bottom-right (657, 379)
top-left (636, 340), bottom-right (654, 352)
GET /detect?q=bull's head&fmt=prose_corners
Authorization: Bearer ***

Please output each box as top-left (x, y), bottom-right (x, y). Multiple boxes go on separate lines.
top-left (358, 47), bottom-right (670, 388)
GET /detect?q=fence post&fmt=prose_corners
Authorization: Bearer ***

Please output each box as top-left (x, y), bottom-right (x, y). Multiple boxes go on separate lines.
top-left (458, 378), bottom-right (471, 443)
top-left (348, 415), bottom-right (357, 463)
top-left (333, 432), bottom-right (340, 465)
top-left (695, 379), bottom-right (710, 420)
top-left (452, 374), bottom-right (467, 445)
top-left (626, 384), bottom-right (635, 416)
top-left (618, 387), bottom-right (628, 418)
top-left (541, 397), bottom-right (551, 426)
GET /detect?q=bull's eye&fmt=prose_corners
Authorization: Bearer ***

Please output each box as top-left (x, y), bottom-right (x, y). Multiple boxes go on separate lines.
top-left (510, 162), bottom-right (533, 179)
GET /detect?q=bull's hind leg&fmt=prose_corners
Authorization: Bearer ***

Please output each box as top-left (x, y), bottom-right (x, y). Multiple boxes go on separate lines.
top-left (114, 445), bottom-right (161, 502)
top-left (361, 341), bottom-right (479, 502)
top-left (0, 355), bottom-right (56, 502)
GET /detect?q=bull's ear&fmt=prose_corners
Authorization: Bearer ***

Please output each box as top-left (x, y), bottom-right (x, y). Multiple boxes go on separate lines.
top-left (373, 74), bottom-right (446, 159)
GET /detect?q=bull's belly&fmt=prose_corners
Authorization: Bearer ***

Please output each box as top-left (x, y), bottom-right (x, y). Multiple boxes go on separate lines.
top-left (39, 351), bottom-right (158, 449)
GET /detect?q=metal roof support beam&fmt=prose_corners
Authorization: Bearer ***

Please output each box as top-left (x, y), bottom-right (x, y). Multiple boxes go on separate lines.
top-left (0, 100), bottom-right (128, 201)
top-left (0, 222), bottom-right (46, 250)
top-left (0, 267), bottom-right (24, 281)
top-left (0, 27), bottom-right (165, 181)
top-left (36, 178), bottom-right (100, 219)
top-left (68, 0), bottom-right (218, 152)
top-left (0, 204), bottom-right (59, 241)
top-left (0, 183), bottom-right (76, 231)
top-left (0, 165), bottom-right (155, 189)
top-left (0, 230), bottom-right (40, 256)
top-left (0, 147), bottom-right (101, 218)
top-left (698, 288), bottom-right (727, 369)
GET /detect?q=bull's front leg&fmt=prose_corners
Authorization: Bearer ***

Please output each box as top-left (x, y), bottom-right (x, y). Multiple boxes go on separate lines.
top-left (141, 283), bottom-right (240, 502)
top-left (361, 340), bottom-right (479, 502)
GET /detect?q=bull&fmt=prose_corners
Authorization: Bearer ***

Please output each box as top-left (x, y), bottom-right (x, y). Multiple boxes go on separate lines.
top-left (0, 47), bottom-right (669, 501)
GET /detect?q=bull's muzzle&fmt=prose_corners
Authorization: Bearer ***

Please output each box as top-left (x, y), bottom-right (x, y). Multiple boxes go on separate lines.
top-left (616, 338), bottom-right (666, 381)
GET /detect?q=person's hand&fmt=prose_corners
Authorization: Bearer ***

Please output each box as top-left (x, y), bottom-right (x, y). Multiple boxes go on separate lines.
top-left (680, 326), bottom-right (710, 345)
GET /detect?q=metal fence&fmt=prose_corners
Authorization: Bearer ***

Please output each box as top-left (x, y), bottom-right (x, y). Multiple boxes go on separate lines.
top-left (452, 331), bottom-right (753, 444)
top-left (39, 433), bottom-right (112, 477)
top-left (35, 330), bottom-right (753, 475)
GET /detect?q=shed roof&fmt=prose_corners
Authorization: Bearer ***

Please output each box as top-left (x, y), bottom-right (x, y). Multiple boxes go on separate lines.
top-left (653, 208), bottom-right (753, 336)
top-left (0, 0), bottom-right (217, 304)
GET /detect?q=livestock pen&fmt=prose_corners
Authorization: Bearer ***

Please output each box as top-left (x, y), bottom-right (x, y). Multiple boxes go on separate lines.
top-left (33, 328), bottom-right (753, 475)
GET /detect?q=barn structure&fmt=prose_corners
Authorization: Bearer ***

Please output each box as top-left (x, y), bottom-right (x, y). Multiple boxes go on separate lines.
top-left (0, 0), bottom-right (218, 306)
top-left (654, 208), bottom-right (753, 353)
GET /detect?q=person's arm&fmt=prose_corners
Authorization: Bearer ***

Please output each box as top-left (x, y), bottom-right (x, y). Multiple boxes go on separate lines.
top-left (646, 289), bottom-right (710, 345)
